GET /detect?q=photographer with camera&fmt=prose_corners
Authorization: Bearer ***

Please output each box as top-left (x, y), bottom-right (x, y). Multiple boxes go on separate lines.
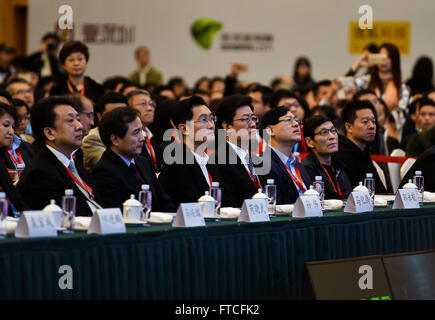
top-left (25, 32), bottom-right (64, 81)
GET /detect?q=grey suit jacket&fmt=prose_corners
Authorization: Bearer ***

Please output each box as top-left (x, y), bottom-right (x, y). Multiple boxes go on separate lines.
top-left (82, 127), bottom-right (105, 171)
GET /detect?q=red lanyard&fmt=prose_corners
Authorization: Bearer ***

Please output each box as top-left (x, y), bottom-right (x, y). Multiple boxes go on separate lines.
top-left (207, 169), bottom-right (213, 187)
top-left (245, 168), bottom-right (261, 190)
top-left (145, 137), bottom-right (158, 170)
top-left (7, 149), bottom-right (23, 168)
top-left (67, 80), bottom-right (85, 95)
top-left (281, 160), bottom-right (306, 192)
top-left (321, 164), bottom-right (345, 199)
top-left (61, 162), bottom-right (95, 200)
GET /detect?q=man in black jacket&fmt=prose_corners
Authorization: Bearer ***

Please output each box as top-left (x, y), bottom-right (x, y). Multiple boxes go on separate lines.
top-left (158, 96), bottom-right (221, 207)
top-left (17, 96), bottom-right (102, 216)
top-left (93, 107), bottom-right (175, 211)
top-left (335, 100), bottom-right (387, 193)
top-left (399, 145), bottom-right (435, 192)
top-left (213, 94), bottom-right (265, 207)
top-left (259, 106), bottom-right (311, 204)
top-left (302, 116), bottom-right (352, 200)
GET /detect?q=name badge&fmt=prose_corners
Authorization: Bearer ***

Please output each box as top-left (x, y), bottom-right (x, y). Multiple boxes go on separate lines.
top-left (344, 191), bottom-right (373, 213)
top-left (88, 208), bottom-right (126, 235)
top-left (172, 203), bottom-right (206, 227)
top-left (15, 211), bottom-right (58, 238)
top-left (293, 195), bottom-right (323, 218)
top-left (392, 189), bottom-right (419, 209)
top-left (238, 199), bottom-right (270, 222)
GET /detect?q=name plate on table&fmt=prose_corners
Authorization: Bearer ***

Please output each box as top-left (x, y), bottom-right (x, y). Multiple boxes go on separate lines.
top-left (173, 203), bottom-right (206, 227)
top-left (15, 211), bottom-right (57, 238)
top-left (88, 208), bottom-right (126, 235)
top-left (238, 199), bottom-right (270, 222)
top-left (392, 189), bottom-right (419, 209)
top-left (344, 191), bottom-right (373, 213)
top-left (293, 196), bottom-right (323, 218)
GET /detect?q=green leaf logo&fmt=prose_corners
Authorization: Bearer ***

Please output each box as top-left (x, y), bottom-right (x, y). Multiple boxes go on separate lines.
top-left (191, 18), bottom-right (223, 50)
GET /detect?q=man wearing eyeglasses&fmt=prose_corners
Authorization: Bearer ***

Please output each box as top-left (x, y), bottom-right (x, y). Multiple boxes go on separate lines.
top-left (127, 89), bottom-right (162, 174)
top-left (336, 100), bottom-right (387, 193)
top-left (158, 96), bottom-right (221, 207)
top-left (213, 94), bottom-right (264, 207)
top-left (302, 116), bottom-right (352, 200)
top-left (259, 106), bottom-right (311, 204)
top-left (82, 92), bottom-right (127, 170)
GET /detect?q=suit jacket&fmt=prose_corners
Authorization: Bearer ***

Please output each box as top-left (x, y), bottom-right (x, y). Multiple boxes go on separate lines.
top-left (82, 127), bottom-right (106, 171)
top-left (2, 139), bottom-right (35, 170)
top-left (158, 144), bottom-right (221, 207)
top-left (302, 152), bottom-right (352, 200)
top-left (25, 51), bottom-right (64, 80)
top-left (259, 147), bottom-right (312, 205)
top-left (336, 135), bottom-right (388, 194)
top-left (212, 141), bottom-right (262, 208)
top-left (92, 149), bottom-right (175, 212)
top-left (50, 75), bottom-right (104, 104)
top-left (16, 145), bottom-right (101, 216)
top-left (141, 135), bottom-right (163, 173)
top-left (399, 145), bottom-right (435, 192)
top-left (128, 66), bottom-right (163, 86)
top-left (0, 156), bottom-right (29, 215)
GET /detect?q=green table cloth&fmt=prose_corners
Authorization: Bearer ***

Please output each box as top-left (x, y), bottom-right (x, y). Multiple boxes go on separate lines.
top-left (1, 204), bottom-right (435, 299)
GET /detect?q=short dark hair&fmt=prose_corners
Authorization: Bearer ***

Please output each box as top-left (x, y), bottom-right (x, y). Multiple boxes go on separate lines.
top-left (102, 76), bottom-right (129, 92)
top-left (98, 107), bottom-right (139, 147)
top-left (269, 89), bottom-right (298, 109)
top-left (313, 80), bottom-right (332, 97)
top-left (134, 46), bottom-right (148, 57)
top-left (259, 106), bottom-right (290, 137)
top-left (215, 94), bottom-right (253, 129)
top-left (0, 89), bottom-right (13, 104)
top-left (171, 96), bottom-right (207, 128)
top-left (6, 78), bottom-right (30, 88)
top-left (12, 98), bottom-right (30, 114)
top-left (41, 32), bottom-right (60, 43)
top-left (31, 96), bottom-right (75, 142)
top-left (415, 97), bottom-right (435, 112)
top-left (341, 100), bottom-right (377, 132)
top-left (248, 85), bottom-right (273, 106)
top-left (0, 101), bottom-right (18, 126)
top-left (303, 116), bottom-right (333, 140)
top-left (96, 92), bottom-right (127, 115)
top-left (63, 93), bottom-right (94, 114)
top-left (353, 89), bottom-right (377, 101)
top-left (59, 41), bottom-right (89, 65)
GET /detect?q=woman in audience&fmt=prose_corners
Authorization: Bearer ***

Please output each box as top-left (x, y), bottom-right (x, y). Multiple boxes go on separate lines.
top-left (354, 43), bottom-right (410, 142)
top-left (406, 56), bottom-right (434, 96)
top-left (0, 102), bottom-right (30, 215)
top-left (302, 116), bottom-right (352, 199)
top-left (50, 41), bottom-right (104, 104)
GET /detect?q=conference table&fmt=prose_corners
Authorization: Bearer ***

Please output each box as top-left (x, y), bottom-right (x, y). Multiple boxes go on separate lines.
top-left (1, 203), bottom-right (435, 300)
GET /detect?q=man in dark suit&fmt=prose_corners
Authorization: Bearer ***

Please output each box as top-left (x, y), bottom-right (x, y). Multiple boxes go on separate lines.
top-left (17, 96), bottom-right (102, 216)
top-left (399, 145), bottom-right (435, 192)
top-left (92, 107), bottom-right (175, 211)
top-left (158, 96), bottom-right (221, 207)
top-left (259, 107), bottom-right (312, 204)
top-left (213, 94), bottom-right (264, 207)
top-left (126, 89), bottom-right (162, 173)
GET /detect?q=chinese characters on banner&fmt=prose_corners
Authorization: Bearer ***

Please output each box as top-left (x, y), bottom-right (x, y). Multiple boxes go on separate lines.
top-left (349, 21), bottom-right (410, 54)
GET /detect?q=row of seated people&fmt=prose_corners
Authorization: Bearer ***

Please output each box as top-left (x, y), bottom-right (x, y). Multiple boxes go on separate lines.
top-left (0, 92), bottom-right (433, 217)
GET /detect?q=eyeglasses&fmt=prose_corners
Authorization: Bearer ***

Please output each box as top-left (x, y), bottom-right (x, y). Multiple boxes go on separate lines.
top-left (314, 127), bottom-right (338, 136)
top-left (80, 111), bottom-right (95, 120)
top-left (233, 115), bottom-right (259, 124)
top-left (15, 89), bottom-right (32, 95)
top-left (277, 117), bottom-right (301, 125)
top-left (135, 101), bottom-right (156, 108)
top-left (194, 114), bottom-right (217, 124)
top-left (280, 102), bottom-right (301, 109)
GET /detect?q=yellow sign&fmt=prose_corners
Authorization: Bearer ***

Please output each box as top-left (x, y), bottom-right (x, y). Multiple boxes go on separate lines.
top-left (349, 21), bottom-right (410, 55)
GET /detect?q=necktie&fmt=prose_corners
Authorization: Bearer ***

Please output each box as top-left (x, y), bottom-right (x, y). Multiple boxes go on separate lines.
top-left (129, 163), bottom-right (142, 184)
top-left (68, 161), bottom-right (101, 209)
top-left (246, 154), bottom-right (255, 177)
top-left (286, 159), bottom-right (304, 195)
